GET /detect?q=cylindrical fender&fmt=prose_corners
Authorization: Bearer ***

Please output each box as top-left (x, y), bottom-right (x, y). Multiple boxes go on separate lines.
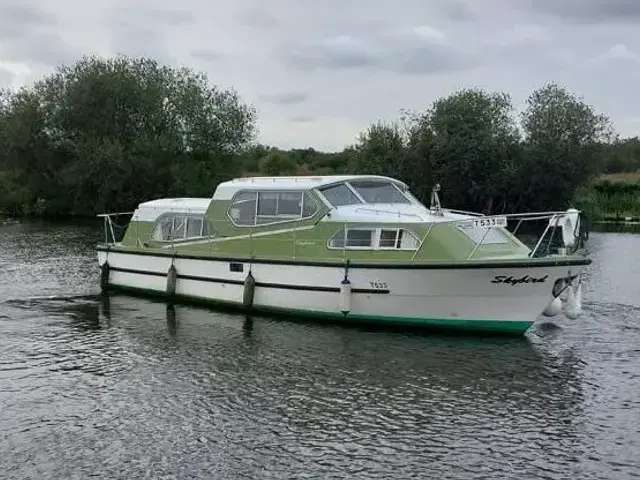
top-left (243, 271), bottom-right (256, 307)
top-left (100, 262), bottom-right (110, 291)
top-left (166, 263), bottom-right (177, 296)
top-left (339, 279), bottom-right (352, 315)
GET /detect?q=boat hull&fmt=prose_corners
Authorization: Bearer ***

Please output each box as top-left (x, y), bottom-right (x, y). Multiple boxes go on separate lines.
top-left (96, 248), bottom-right (589, 335)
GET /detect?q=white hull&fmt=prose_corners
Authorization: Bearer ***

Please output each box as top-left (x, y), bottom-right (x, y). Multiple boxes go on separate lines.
top-left (97, 250), bottom-right (588, 334)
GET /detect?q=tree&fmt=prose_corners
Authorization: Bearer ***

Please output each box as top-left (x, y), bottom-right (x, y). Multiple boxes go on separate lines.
top-left (0, 55), bottom-right (257, 215)
top-left (406, 89), bottom-right (521, 213)
top-left (259, 151), bottom-right (297, 176)
top-left (349, 121), bottom-right (407, 178)
top-left (518, 83), bottom-right (614, 211)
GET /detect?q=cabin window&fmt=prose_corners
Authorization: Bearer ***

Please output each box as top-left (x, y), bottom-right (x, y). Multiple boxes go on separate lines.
top-left (379, 229), bottom-right (399, 248)
top-left (228, 190), bottom-right (318, 226)
top-left (319, 183), bottom-right (362, 207)
top-left (151, 213), bottom-right (212, 242)
top-left (328, 228), bottom-right (419, 250)
top-left (329, 229), bottom-right (373, 248)
top-left (228, 191), bottom-right (258, 226)
top-left (348, 181), bottom-right (410, 204)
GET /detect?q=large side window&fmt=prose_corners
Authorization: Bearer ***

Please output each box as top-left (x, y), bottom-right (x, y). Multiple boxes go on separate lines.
top-left (229, 190), bottom-right (318, 226)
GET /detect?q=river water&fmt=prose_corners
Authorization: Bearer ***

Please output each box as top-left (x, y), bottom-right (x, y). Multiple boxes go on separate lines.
top-left (1, 220), bottom-right (639, 479)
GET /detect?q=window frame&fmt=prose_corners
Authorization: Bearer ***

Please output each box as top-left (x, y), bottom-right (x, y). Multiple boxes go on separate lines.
top-left (327, 227), bottom-right (420, 251)
top-left (150, 212), bottom-right (214, 243)
top-left (227, 189), bottom-right (319, 227)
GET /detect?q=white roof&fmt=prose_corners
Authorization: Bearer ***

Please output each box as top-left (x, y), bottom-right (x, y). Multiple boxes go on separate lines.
top-left (213, 175), bottom-right (407, 200)
top-left (132, 197), bottom-right (211, 222)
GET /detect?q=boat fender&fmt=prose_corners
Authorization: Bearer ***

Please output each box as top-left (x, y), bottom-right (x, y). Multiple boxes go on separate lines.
top-left (542, 297), bottom-right (562, 317)
top-left (100, 262), bottom-right (110, 291)
top-left (564, 281), bottom-right (581, 320)
top-left (166, 263), bottom-right (177, 296)
top-left (339, 278), bottom-right (352, 315)
top-left (243, 271), bottom-right (256, 308)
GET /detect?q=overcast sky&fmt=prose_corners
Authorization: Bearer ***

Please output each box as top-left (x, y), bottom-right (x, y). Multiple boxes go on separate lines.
top-left (1, 0), bottom-right (639, 151)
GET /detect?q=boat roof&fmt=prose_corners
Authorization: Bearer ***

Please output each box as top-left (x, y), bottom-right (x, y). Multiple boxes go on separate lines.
top-left (137, 198), bottom-right (211, 211)
top-left (213, 175), bottom-right (407, 200)
top-left (131, 197), bottom-right (211, 222)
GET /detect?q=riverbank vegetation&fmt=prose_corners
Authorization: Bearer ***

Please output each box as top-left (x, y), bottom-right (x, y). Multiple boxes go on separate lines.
top-left (0, 55), bottom-right (638, 219)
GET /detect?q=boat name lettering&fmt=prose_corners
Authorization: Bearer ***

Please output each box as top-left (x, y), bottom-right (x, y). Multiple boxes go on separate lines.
top-left (369, 281), bottom-right (388, 289)
top-left (491, 275), bottom-right (548, 285)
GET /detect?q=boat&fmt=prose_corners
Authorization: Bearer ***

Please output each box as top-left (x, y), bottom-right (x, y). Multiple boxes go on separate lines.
top-left (96, 175), bottom-right (591, 335)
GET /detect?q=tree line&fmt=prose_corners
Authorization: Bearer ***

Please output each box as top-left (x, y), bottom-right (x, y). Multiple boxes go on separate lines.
top-left (0, 54), bottom-right (638, 218)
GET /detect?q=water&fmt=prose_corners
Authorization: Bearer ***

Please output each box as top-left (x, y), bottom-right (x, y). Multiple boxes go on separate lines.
top-left (1, 220), bottom-right (639, 479)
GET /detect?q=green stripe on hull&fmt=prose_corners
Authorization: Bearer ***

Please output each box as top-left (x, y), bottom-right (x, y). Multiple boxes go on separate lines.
top-left (104, 284), bottom-right (534, 335)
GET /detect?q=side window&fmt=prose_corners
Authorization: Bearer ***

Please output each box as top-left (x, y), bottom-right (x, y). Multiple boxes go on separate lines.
top-left (151, 213), bottom-right (211, 242)
top-left (302, 191), bottom-right (318, 217)
top-left (379, 229), bottom-right (398, 248)
top-left (230, 190), bottom-right (318, 226)
top-left (328, 227), bottom-right (419, 250)
top-left (228, 191), bottom-right (257, 226)
top-left (329, 229), bottom-right (373, 248)
top-left (186, 217), bottom-right (203, 237)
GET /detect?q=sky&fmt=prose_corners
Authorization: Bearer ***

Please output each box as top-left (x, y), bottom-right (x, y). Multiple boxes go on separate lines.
top-left (1, 0), bottom-right (639, 151)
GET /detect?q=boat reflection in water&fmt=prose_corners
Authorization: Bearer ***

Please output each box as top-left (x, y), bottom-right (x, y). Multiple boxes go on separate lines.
top-left (93, 294), bottom-right (587, 432)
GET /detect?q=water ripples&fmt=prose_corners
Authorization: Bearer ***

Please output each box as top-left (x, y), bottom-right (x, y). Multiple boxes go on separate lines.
top-left (1, 225), bottom-right (639, 479)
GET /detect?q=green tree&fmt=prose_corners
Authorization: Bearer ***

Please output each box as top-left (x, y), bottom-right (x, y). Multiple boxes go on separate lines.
top-left (259, 151), bottom-right (297, 176)
top-left (518, 83), bottom-right (614, 211)
top-left (350, 121), bottom-right (407, 179)
top-left (407, 89), bottom-right (520, 212)
top-left (0, 55), bottom-right (256, 215)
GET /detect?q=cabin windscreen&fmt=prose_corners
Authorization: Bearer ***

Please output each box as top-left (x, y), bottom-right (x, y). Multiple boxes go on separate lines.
top-left (319, 181), bottom-right (411, 207)
top-left (348, 181), bottom-right (411, 204)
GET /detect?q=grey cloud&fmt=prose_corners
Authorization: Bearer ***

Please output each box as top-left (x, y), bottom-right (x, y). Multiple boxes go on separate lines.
top-left (438, 1), bottom-right (477, 22)
top-left (0, 32), bottom-right (80, 67)
top-left (0, 2), bottom-right (58, 41)
top-left (109, 5), bottom-right (194, 27)
top-left (285, 42), bottom-right (379, 71)
top-left (522, 0), bottom-right (640, 23)
top-left (259, 92), bottom-right (309, 105)
top-left (282, 33), bottom-right (473, 75)
top-left (234, 8), bottom-right (282, 29)
top-left (290, 116), bottom-right (315, 123)
top-left (191, 49), bottom-right (226, 63)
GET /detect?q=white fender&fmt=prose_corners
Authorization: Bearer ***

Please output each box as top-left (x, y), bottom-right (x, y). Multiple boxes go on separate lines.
top-left (339, 280), bottom-right (351, 315)
top-left (166, 263), bottom-right (177, 296)
top-left (573, 281), bottom-right (583, 315)
top-left (564, 282), bottom-right (580, 320)
top-left (542, 297), bottom-right (562, 317)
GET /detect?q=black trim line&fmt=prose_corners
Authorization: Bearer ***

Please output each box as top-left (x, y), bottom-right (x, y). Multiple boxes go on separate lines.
top-left (108, 266), bottom-right (389, 294)
top-left (98, 246), bottom-right (592, 269)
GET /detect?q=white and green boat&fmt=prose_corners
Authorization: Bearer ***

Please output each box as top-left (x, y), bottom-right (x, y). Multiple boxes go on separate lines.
top-left (96, 175), bottom-right (590, 334)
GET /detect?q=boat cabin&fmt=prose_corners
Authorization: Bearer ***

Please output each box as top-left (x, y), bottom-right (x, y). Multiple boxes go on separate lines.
top-left (115, 175), bottom-right (531, 262)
